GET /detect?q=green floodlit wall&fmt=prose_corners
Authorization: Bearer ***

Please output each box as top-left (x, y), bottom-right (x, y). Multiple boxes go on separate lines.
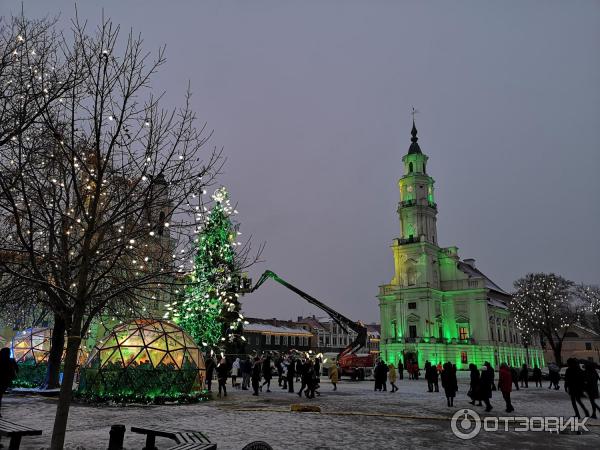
top-left (381, 342), bottom-right (546, 370)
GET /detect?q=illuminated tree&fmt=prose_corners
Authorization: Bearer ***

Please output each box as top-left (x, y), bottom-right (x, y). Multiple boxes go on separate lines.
top-left (577, 284), bottom-right (600, 334)
top-left (0, 15), bottom-right (222, 449)
top-left (510, 273), bottom-right (578, 366)
top-left (173, 187), bottom-right (246, 352)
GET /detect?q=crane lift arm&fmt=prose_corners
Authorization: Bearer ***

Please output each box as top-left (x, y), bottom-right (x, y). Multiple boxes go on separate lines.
top-left (250, 270), bottom-right (368, 360)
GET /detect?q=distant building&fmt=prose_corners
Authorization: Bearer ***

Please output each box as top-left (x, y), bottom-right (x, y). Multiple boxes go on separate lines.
top-left (242, 318), bottom-right (313, 354)
top-left (297, 316), bottom-right (380, 354)
top-left (544, 324), bottom-right (600, 364)
top-left (366, 324), bottom-right (381, 354)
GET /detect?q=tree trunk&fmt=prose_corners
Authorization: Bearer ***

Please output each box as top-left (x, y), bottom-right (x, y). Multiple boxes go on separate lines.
top-left (50, 326), bottom-right (82, 449)
top-left (42, 314), bottom-right (66, 390)
top-left (551, 342), bottom-right (563, 367)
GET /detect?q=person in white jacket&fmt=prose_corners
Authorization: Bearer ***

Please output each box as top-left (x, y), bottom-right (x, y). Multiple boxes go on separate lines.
top-left (231, 357), bottom-right (241, 388)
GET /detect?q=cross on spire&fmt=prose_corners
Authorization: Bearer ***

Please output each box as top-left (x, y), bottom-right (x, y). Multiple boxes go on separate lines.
top-left (410, 107), bottom-right (419, 143)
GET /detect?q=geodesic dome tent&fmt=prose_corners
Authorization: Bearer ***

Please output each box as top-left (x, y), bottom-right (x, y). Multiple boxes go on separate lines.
top-left (11, 327), bottom-right (88, 365)
top-left (12, 328), bottom-right (51, 364)
top-left (79, 319), bottom-right (205, 398)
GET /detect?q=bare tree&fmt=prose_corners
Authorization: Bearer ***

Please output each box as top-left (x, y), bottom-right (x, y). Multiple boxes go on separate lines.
top-left (577, 284), bottom-right (600, 334)
top-left (0, 14), bottom-right (75, 146)
top-left (0, 13), bottom-right (82, 391)
top-left (510, 273), bottom-right (579, 366)
top-left (0, 15), bottom-right (226, 448)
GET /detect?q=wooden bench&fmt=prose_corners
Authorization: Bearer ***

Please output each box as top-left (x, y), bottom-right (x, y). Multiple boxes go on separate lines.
top-left (0, 418), bottom-right (42, 450)
top-left (130, 426), bottom-right (216, 450)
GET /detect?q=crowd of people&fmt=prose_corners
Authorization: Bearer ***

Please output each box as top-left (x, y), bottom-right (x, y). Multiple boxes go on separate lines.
top-left (368, 356), bottom-right (600, 419)
top-left (204, 351), bottom-right (327, 399)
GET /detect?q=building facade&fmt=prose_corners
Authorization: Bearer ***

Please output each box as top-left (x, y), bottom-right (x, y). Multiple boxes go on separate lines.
top-left (242, 318), bottom-right (313, 354)
top-left (377, 121), bottom-right (545, 370)
top-left (544, 324), bottom-right (600, 364)
top-left (296, 316), bottom-right (380, 355)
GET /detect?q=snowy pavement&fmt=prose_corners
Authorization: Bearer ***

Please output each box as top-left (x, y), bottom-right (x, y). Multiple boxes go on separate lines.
top-left (4, 375), bottom-right (600, 449)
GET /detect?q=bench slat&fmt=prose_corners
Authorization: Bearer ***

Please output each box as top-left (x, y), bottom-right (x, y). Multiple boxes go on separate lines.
top-left (0, 419), bottom-right (43, 437)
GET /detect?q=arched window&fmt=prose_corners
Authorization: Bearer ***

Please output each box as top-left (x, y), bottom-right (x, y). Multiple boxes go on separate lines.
top-left (423, 162), bottom-right (426, 174)
top-left (409, 162), bottom-right (413, 173)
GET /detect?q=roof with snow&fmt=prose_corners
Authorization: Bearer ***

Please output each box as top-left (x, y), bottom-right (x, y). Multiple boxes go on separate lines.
top-left (457, 260), bottom-right (509, 296)
top-left (244, 322), bottom-right (313, 336)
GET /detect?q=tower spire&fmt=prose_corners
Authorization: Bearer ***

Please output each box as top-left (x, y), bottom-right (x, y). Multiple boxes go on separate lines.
top-left (408, 107), bottom-right (422, 154)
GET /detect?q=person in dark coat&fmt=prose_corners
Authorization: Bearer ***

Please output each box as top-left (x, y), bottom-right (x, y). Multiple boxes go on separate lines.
top-left (298, 360), bottom-right (310, 397)
top-left (374, 360), bottom-right (383, 391)
top-left (216, 358), bottom-right (229, 398)
top-left (485, 361), bottom-right (495, 391)
top-left (204, 355), bottom-right (216, 391)
top-left (261, 355), bottom-right (272, 392)
top-left (251, 357), bottom-right (262, 396)
top-left (0, 348), bottom-right (18, 417)
top-left (295, 359), bottom-right (303, 382)
top-left (241, 357), bottom-right (252, 390)
top-left (299, 360), bottom-right (314, 398)
top-left (441, 362), bottom-right (457, 407)
top-left (510, 366), bottom-right (520, 391)
top-left (519, 364), bottom-right (529, 388)
top-left (425, 361), bottom-right (433, 392)
top-left (479, 365), bottom-right (493, 412)
top-left (276, 355), bottom-right (284, 387)
top-left (374, 360), bottom-right (389, 392)
top-left (532, 365), bottom-right (542, 387)
top-left (287, 356), bottom-right (295, 393)
top-left (583, 362), bottom-right (599, 418)
top-left (398, 360), bottom-right (404, 380)
top-left (468, 363), bottom-right (480, 406)
top-left (564, 358), bottom-right (589, 418)
top-left (381, 360), bottom-right (389, 391)
top-left (431, 363), bottom-right (440, 392)
top-left (498, 363), bottom-right (514, 413)
top-left (548, 363), bottom-right (560, 390)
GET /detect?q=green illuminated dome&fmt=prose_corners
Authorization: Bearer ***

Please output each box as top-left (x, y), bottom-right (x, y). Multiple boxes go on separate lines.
top-left (81, 319), bottom-right (206, 397)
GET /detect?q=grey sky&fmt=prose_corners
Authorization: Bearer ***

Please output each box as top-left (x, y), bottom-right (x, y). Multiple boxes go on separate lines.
top-left (3, 1), bottom-right (599, 323)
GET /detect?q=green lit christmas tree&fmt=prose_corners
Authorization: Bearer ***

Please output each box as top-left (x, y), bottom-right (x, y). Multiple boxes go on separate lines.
top-left (173, 187), bottom-right (244, 351)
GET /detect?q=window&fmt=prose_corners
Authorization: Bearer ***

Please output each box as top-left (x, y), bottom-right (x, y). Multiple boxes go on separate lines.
top-left (333, 337), bottom-right (337, 346)
top-left (461, 351), bottom-right (468, 364)
top-left (423, 162), bottom-right (426, 174)
top-left (439, 326), bottom-right (443, 339)
top-left (275, 335), bottom-right (280, 345)
top-left (409, 162), bottom-right (413, 173)
top-left (586, 342), bottom-right (592, 351)
top-left (408, 302), bottom-right (417, 309)
top-left (270, 335), bottom-right (275, 345)
top-left (459, 327), bottom-right (469, 340)
top-left (409, 325), bottom-right (417, 338)
top-left (282, 335), bottom-right (288, 346)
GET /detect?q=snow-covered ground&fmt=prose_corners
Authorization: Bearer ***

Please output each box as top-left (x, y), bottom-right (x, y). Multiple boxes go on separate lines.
top-left (4, 375), bottom-right (600, 449)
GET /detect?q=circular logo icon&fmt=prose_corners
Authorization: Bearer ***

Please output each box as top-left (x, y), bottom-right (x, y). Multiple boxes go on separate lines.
top-left (451, 408), bottom-right (481, 440)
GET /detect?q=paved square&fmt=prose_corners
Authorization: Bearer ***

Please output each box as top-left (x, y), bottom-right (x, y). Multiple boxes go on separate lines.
top-left (5, 375), bottom-right (600, 449)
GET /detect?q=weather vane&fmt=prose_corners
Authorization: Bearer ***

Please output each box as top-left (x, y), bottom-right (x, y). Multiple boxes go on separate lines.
top-left (411, 107), bottom-right (419, 121)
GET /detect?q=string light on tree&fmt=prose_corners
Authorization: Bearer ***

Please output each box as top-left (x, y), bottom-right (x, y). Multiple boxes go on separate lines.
top-left (173, 187), bottom-right (244, 351)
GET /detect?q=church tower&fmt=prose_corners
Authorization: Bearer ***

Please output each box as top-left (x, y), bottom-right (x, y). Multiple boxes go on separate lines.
top-left (397, 120), bottom-right (437, 245)
top-left (378, 116), bottom-right (545, 372)
top-left (390, 120), bottom-right (440, 290)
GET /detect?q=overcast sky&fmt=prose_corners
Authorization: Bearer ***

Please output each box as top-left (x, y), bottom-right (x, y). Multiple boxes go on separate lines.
top-left (3, 1), bottom-right (599, 323)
